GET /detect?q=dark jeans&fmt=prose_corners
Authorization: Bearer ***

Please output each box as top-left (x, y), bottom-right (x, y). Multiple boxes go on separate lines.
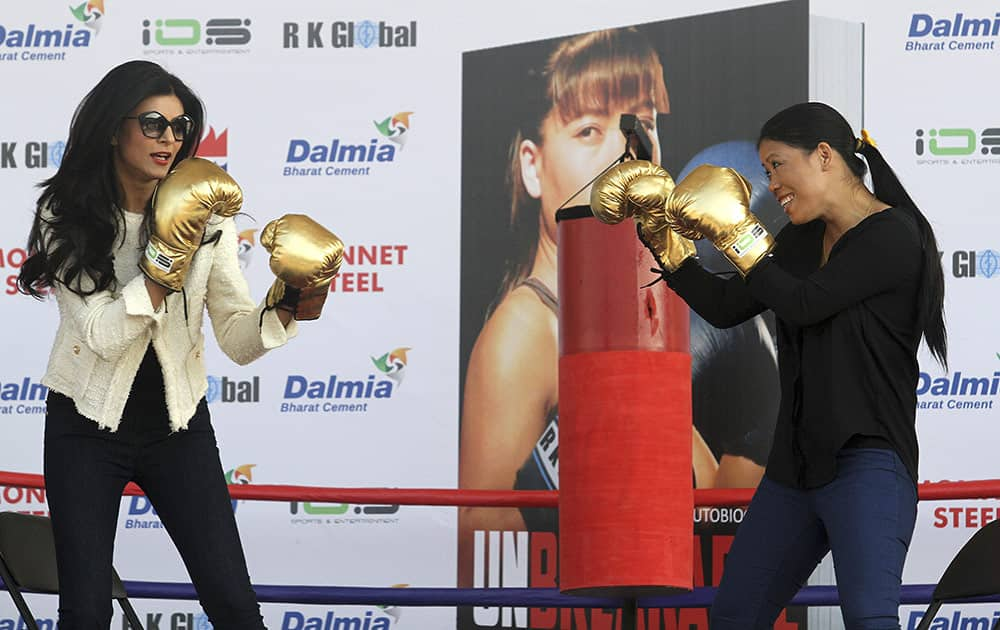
top-left (710, 448), bottom-right (918, 630)
top-left (44, 391), bottom-right (266, 630)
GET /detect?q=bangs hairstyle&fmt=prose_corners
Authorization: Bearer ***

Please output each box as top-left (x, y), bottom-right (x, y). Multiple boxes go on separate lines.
top-left (544, 29), bottom-right (670, 128)
top-left (495, 27), bottom-right (669, 313)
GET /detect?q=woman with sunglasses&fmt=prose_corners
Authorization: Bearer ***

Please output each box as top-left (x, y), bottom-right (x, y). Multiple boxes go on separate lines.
top-left (17, 60), bottom-right (296, 629)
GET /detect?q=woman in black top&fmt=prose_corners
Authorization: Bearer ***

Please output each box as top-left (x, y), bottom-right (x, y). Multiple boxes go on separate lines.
top-left (593, 102), bottom-right (947, 629)
top-left (692, 103), bottom-right (945, 629)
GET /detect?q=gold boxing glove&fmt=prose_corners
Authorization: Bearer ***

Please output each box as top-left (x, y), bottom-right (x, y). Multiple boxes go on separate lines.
top-left (590, 160), bottom-right (696, 273)
top-left (260, 214), bottom-right (344, 321)
top-left (590, 160), bottom-right (670, 224)
top-left (665, 165), bottom-right (774, 277)
top-left (140, 157), bottom-right (243, 291)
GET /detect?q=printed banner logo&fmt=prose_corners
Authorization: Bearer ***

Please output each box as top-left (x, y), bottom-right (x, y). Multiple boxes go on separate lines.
top-left (374, 112), bottom-right (413, 148)
top-left (0, 140), bottom-right (66, 169)
top-left (282, 20), bottom-right (417, 49)
top-left (917, 361), bottom-right (999, 411)
top-left (283, 112), bottom-right (413, 178)
top-left (280, 608), bottom-right (397, 629)
top-left (328, 243), bottom-right (408, 294)
top-left (1, 245), bottom-right (42, 297)
top-left (143, 17), bottom-right (252, 54)
top-left (118, 609), bottom-right (213, 630)
top-left (915, 127), bottom-right (1000, 165)
top-left (905, 11), bottom-right (1000, 52)
top-left (280, 348), bottom-right (412, 414)
top-left (371, 347), bottom-right (410, 385)
top-left (289, 500), bottom-right (401, 527)
top-left (928, 493), bottom-right (1000, 529)
top-left (236, 228), bottom-right (257, 271)
top-left (70, 1), bottom-right (105, 33)
top-left (0, 377), bottom-right (47, 417)
top-left (206, 375), bottom-right (260, 403)
top-left (0, 3), bottom-right (106, 62)
top-left (950, 249), bottom-right (1000, 279)
top-left (0, 486), bottom-right (48, 516)
top-left (125, 464), bottom-right (255, 530)
top-left (195, 125), bottom-right (228, 170)
top-left (906, 607), bottom-right (1000, 630)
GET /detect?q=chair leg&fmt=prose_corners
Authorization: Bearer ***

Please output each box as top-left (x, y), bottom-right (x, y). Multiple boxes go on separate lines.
top-left (914, 600), bottom-right (942, 630)
top-left (0, 564), bottom-right (41, 630)
top-left (621, 598), bottom-right (638, 630)
top-left (117, 596), bottom-right (145, 630)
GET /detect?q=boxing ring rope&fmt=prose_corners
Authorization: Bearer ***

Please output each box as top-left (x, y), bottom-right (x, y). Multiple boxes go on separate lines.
top-left (3, 471), bottom-right (1000, 506)
top-left (2, 470), bottom-right (1000, 610)
top-left (113, 583), bottom-right (1000, 608)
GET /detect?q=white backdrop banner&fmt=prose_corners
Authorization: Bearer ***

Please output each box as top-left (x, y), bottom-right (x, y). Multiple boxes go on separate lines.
top-left (1, 1), bottom-right (997, 629)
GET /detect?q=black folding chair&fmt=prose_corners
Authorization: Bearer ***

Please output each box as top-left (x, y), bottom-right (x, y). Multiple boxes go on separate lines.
top-left (914, 518), bottom-right (1000, 630)
top-left (0, 511), bottom-right (144, 630)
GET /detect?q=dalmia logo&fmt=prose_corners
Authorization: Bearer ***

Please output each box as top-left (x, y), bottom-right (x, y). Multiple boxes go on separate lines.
top-left (371, 347), bottom-right (410, 385)
top-left (373, 112), bottom-right (413, 148)
top-left (70, 1), bottom-right (105, 33)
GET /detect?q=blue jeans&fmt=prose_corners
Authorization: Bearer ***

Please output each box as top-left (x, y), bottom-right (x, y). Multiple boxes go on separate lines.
top-left (44, 392), bottom-right (266, 630)
top-left (710, 448), bottom-right (918, 630)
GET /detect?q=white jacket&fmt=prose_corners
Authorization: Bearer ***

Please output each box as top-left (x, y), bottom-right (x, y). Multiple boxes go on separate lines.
top-left (42, 210), bottom-right (297, 431)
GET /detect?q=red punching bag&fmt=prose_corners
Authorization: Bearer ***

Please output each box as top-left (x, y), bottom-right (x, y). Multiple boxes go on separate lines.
top-left (556, 204), bottom-right (693, 596)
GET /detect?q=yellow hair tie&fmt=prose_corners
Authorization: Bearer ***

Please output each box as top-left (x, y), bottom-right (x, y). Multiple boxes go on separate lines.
top-left (855, 128), bottom-right (877, 152)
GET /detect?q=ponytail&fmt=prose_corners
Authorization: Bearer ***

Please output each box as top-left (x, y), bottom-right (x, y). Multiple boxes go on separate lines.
top-left (858, 142), bottom-right (947, 368)
top-left (759, 102), bottom-right (947, 368)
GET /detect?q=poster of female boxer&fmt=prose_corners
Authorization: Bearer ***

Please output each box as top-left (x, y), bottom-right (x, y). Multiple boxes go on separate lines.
top-left (459, 2), bottom-right (810, 628)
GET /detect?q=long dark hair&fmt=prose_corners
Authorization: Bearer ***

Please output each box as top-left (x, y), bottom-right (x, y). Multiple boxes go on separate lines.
top-left (758, 102), bottom-right (947, 367)
top-left (18, 60), bottom-right (204, 298)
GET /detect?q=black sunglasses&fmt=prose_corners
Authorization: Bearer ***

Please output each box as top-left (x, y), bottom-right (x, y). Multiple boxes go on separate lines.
top-left (123, 111), bottom-right (195, 141)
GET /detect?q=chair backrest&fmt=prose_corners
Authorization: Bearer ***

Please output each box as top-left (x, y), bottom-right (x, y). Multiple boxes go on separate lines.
top-left (933, 518), bottom-right (1000, 601)
top-left (0, 511), bottom-right (143, 629)
top-left (0, 512), bottom-right (59, 593)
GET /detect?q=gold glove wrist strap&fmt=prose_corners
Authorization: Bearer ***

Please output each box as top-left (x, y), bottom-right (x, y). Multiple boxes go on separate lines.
top-left (636, 224), bottom-right (695, 279)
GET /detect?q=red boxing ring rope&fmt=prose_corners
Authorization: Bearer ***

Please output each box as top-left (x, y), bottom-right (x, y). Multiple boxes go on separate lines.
top-left (1, 471), bottom-right (998, 506)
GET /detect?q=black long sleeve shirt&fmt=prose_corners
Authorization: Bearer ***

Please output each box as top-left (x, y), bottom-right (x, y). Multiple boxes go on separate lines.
top-left (666, 207), bottom-right (924, 488)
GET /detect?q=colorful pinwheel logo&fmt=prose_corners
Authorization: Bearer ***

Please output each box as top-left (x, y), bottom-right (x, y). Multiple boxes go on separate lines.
top-left (371, 347), bottom-right (411, 385)
top-left (377, 584), bottom-right (410, 624)
top-left (225, 464), bottom-right (256, 484)
top-left (373, 112), bottom-right (413, 148)
top-left (237, 228), bottom-right (257, 270)
top-left (69, 0), bottom-right (105, 32)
